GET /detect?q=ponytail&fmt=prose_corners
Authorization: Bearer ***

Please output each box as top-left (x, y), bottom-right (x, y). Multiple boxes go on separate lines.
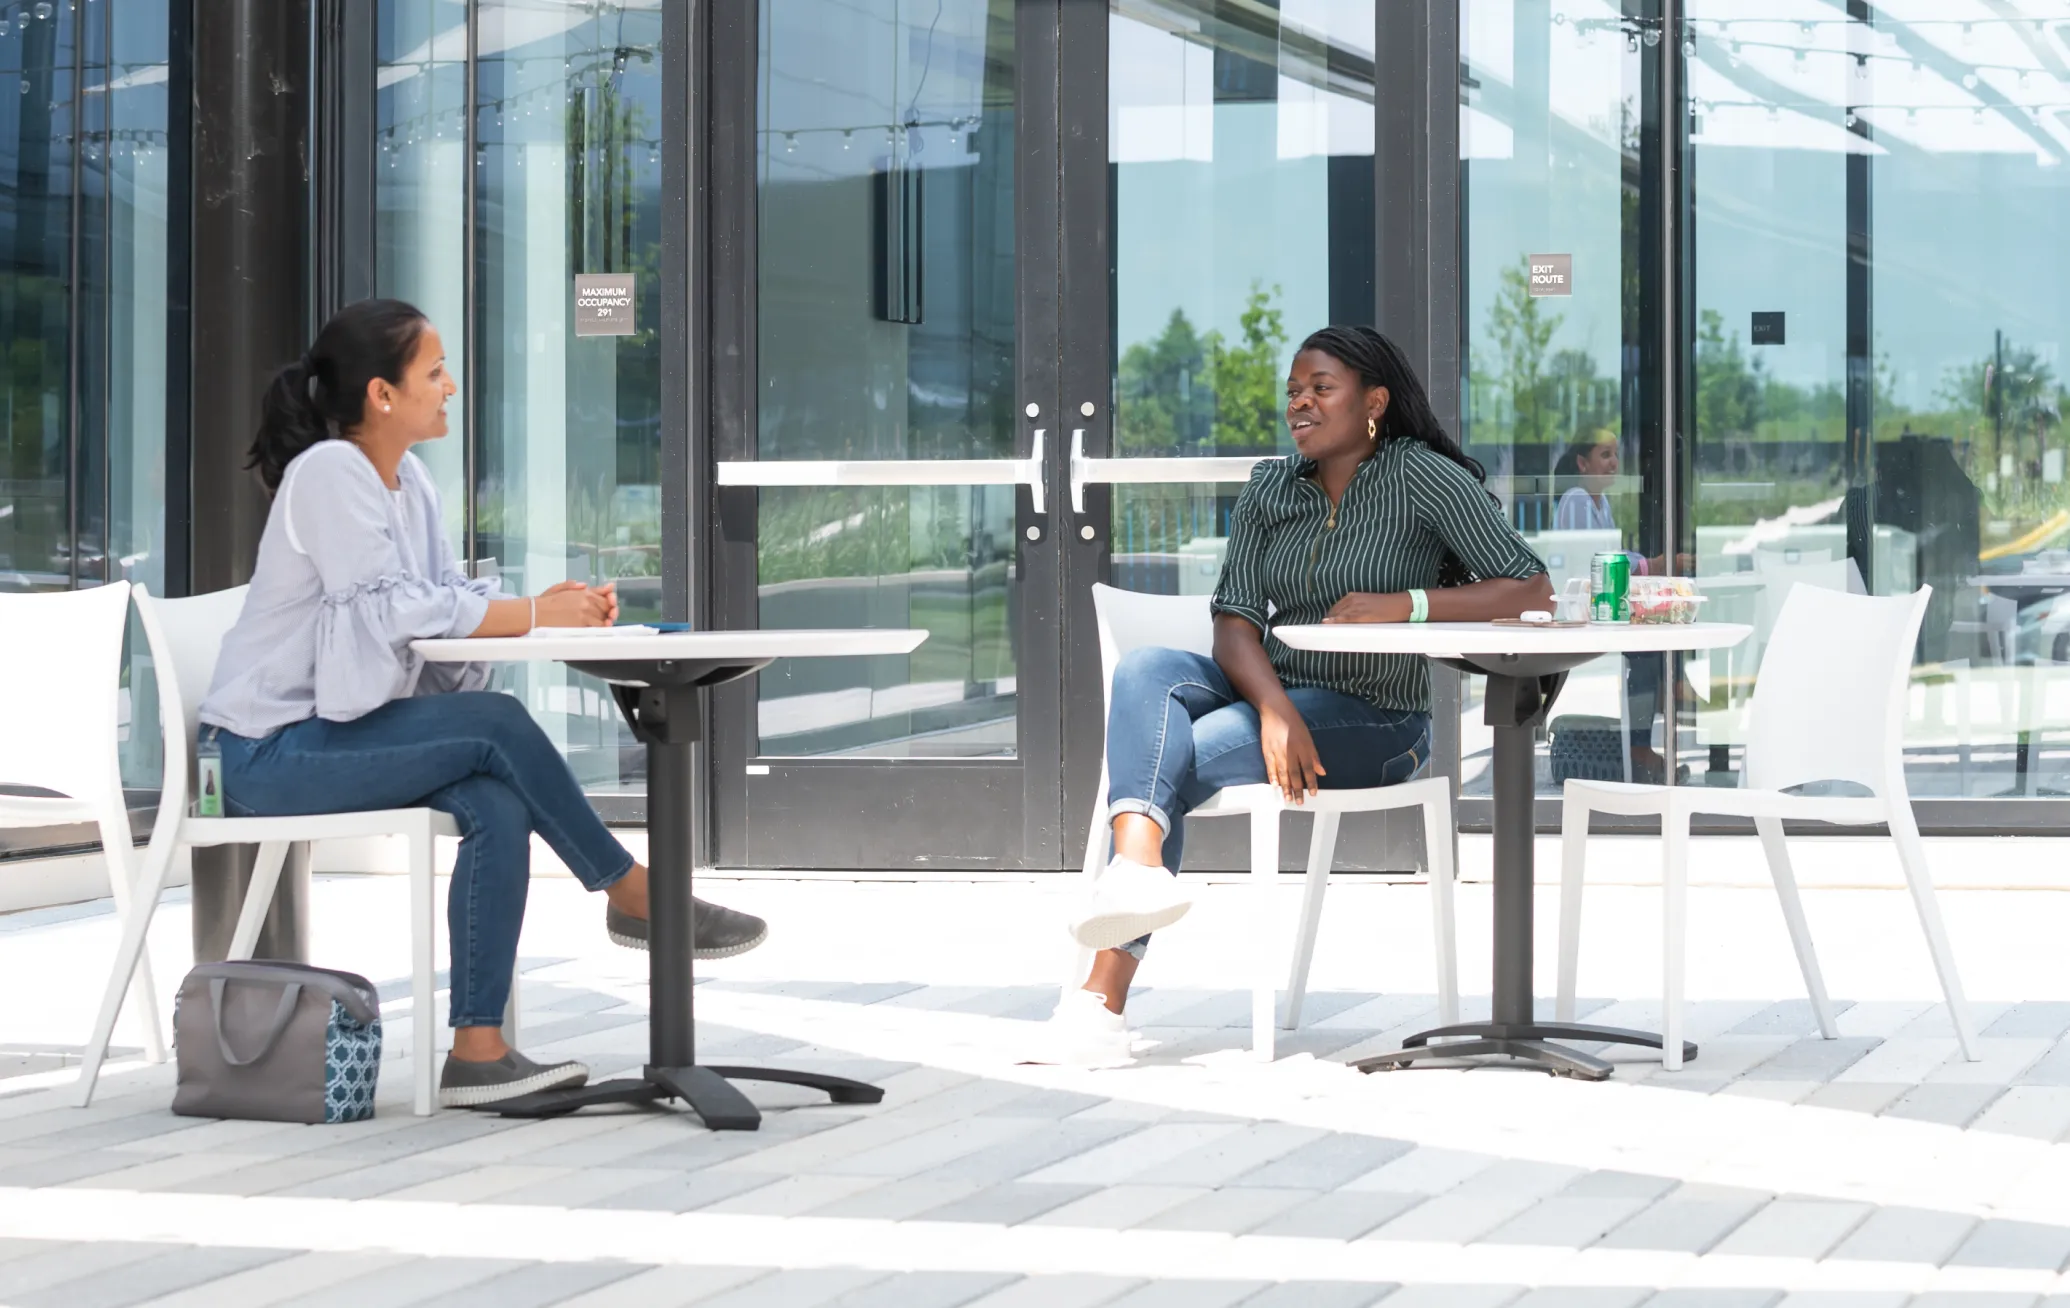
top-left (247, 298), bottom-right (430, 492)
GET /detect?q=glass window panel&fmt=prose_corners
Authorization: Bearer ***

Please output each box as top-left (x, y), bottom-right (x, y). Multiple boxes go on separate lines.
top-left (106, 0), bottom-right (171, 602)
top-left (756, 485), bottom-right (1016, 759)
top-left (1107, 0), bottom-right (1377, 592)
top-left (474, 0), bottom-right (664, 792)
top-left (753, 0), bottom-right (1018, 758)
top-left (1461, 0), bottom-right (1647, 796)
top-left (1686, 2), bottom-right (1853, 792)
top-left (104, 0), bottom-right (174, 796)
top-left (375, 0), bottom-right (468, 516)
top-left (1870, 1), bottom-right (2070, 797)
top-left (1686, 1), bottom-right (2070, 799)
top-left (0, 0), bottom-right (81, 592)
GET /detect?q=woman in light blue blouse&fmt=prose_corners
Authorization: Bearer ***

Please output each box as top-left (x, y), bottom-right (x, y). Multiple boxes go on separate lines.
top-left (1551, 432), bottom-right (1677, 783)
top-left (198, 300), bottom-right (767, 1108)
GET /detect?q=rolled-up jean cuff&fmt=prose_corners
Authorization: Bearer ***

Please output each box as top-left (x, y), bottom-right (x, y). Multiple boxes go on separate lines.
top-left (1105, 799), bottom-right (1171, 837)
top-left (590, 852), bottom-right (636, 893)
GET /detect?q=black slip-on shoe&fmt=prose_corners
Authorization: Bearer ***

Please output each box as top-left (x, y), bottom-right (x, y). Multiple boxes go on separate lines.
top-left (437, 1050), bottom-right (589, 1109)
top-left (607, 898), bottom-right (769, 960)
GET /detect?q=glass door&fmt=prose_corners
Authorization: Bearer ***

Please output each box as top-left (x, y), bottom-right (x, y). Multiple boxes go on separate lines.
top-left (1055, 1), bottom-right (1430, 871)
top-left (709, 1), bottom-right (1064, 869)
top-left (713, 2), bottom-right (1441, 871)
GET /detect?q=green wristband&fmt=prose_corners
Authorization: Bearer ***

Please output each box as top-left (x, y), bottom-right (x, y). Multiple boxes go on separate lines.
top-left (1408, 588), bottom-right (1429, 623)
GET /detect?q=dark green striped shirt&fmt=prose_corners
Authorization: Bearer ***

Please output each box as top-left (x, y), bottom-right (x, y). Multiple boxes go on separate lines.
top-left (1210, 441), bottom-right (1547, 712)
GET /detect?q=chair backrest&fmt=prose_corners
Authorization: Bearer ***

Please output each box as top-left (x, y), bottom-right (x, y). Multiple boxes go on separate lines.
top-left (1090, 583), bottom-right (1216, 711)
top-left (1745, 583), bottom-right (1931, 797)
top-left (130, 584), bottom-right (250, 817)
top-left (1520, 528), bottom-right (1620, 599)
top-left (0, 583), bottom-right (132, 804)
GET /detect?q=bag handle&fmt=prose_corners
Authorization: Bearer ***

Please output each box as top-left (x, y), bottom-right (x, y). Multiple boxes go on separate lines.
top-left (209, 977), bottom-right (304, 1067)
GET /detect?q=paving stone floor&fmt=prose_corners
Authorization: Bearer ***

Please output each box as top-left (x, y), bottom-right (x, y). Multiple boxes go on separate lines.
top-left (7, 852), bottom-right (2070, 1307)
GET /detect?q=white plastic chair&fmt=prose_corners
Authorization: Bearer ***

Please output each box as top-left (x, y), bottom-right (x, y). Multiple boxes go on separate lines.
top-left (1557, 583), bottom-right (1978, 1070)
top-left (0, 583), bottom-right (167, 1065)
top-left (1067, 583), bottom-right (1460, 1061)
top-left (75, 584), bottom-right (486, 1116)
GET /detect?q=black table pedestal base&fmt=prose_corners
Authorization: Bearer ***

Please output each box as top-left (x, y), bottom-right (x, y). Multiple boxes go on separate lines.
top-left (1353, 1021), bottom-right (1699, 1082)
top-left (1370, 658), bottom-right (1697, 1081)
top-left (482, 1064), bottom-right (885, 1130)
top-left (517, 664), bottom-right (890, 1134)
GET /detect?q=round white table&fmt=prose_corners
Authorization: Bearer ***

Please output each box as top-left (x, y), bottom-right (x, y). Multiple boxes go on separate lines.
top-left (1273, 620), bottom-right (1751, 1079)
top-left (414, 628), bottom-right (927, 1129)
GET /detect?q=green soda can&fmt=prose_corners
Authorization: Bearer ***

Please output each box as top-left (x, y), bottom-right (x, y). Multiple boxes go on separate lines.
top-left (1590, 552), bottom-right (1630, 623)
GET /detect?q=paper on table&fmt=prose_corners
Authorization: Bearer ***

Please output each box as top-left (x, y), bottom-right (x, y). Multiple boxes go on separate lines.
top-left (526, 625), bottom-right (659, 638)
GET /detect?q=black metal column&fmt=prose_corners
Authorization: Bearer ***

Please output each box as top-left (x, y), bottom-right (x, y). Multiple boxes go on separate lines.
top-left (1843, 0), bottom-right (1875, 587)
top-left (1375, 0), bottom-right (1464, 868)
top-left (187, 0), bottom-right (315, 963)
top-left (311, 0), bottom-right (376, 321)
top-left (646, 687), bottom-right (699, 1068)
top-left (1488, 679), bottom-right (1543, 1026)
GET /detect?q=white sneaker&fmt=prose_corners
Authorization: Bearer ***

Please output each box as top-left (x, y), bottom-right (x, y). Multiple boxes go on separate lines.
top-left (1024, 989), bottom-right (1133, 1068)
top-left (1067, 856), bottom-right (1193, 951)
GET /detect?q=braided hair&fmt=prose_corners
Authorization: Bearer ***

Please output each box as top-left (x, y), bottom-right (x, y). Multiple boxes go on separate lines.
top-left (1296, 325), bottom-right (1487, 482)
top-left (1297, 324), bottom-right (1493, 586)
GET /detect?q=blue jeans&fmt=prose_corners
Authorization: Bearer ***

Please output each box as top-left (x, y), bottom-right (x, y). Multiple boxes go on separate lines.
top-left (216, 692), bottom-right (635, 1029)
top-left (1104, 647), bottom-right (1430, 958)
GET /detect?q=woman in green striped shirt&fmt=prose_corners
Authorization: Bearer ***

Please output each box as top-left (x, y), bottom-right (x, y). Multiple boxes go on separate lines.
top-left (1048, 326), bottom-right (1552, 1066)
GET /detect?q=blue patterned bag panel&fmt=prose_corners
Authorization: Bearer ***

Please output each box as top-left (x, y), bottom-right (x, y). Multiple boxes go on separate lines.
top-left (324, 999), bottom-right (383, 1123)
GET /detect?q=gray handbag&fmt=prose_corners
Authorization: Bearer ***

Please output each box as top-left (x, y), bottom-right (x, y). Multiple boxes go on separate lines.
top-left (172, 960), bottom-right (383, 1123)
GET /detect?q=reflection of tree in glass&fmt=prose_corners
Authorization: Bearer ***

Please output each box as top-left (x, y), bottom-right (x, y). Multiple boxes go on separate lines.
top-left (1696, 308), bottom-right (1764, 441)
top-left (1487, 264), bottom-right (1561, 448)
top-left (1690, 309), bottom-right (1851, 527)
top-left (1115, 283), bottom-right (1288, 457)
top-left (1939, 343), bottom-right (2060, 477)
top-left (1470, 264), bottom-right (1617, 452)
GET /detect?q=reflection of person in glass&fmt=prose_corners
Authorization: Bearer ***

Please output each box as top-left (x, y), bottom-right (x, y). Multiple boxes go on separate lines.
top-left (195, 299), bottom-right (767, 1108)
top-left (1036, 326), bottom-right (1552, 1067)
top-left (1554, 430), bottom-right (1622, 533)
top-left (1553, 432), bottom-right (1671, 783)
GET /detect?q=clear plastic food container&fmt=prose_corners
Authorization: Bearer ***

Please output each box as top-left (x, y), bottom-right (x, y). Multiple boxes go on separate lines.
top-left (1627, 576), bottom-right (1707, 625)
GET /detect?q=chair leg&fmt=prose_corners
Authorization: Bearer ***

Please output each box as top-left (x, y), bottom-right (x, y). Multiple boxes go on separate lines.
top-left (226, 842), bottom-right (291, 962)
top-left (1555, 792), bottom-right (1590, 1024)
top-left (97, 812), bottom-right (166, 1065)
top-left (1282, 811), bottom-right (1339, 1031)
top-left (76, 835), bottom-right (183, 1106)
top-left (1424, 794), bottom-right (1460, 1027)
top-left (411, 824), bottom-right (439, 1115)
top-left (1756, 816), bottom-right (1837, 1039)
top-left (1662, 806), bottom-right (1690, 1072)
top-left (1250, 810), bottom-right (1281, 1062)
top-left (1888, 805), bottom-right (1979, 1061)
top-left (1060, 768), bottom-right (1110, 1005)
top-left (1618, 654), bottom-right (1633, 786)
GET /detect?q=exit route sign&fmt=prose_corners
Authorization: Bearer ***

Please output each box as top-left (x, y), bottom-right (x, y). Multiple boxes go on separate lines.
top-left (1527, 254), bottom-right (1572, 297)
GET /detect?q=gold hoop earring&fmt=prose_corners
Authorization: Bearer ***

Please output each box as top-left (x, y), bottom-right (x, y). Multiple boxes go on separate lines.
top-left (1367, 417), bottom-right (1378, 440)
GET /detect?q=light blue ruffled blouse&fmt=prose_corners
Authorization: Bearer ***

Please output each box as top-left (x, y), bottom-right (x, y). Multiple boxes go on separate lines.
top-left (199, 439), bottom-right (500, 739)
